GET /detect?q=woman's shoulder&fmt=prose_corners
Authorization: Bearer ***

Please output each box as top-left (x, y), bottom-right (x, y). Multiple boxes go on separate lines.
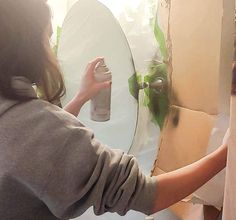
top-left (24, 98), bottom-right (85, 131)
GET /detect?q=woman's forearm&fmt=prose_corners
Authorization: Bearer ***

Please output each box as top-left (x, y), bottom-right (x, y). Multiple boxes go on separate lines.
top-left (63, 94), bottom-right (87, 117)
top-left (152, 144), bottom-right (227, 212)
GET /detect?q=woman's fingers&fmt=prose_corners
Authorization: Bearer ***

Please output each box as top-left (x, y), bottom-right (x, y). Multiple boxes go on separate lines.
top-left (87, 57), bottom-right (104, 75)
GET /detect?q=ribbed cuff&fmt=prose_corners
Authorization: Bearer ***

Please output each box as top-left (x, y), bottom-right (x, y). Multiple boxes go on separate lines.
top-left (130, 176), bottom-right (157, 215)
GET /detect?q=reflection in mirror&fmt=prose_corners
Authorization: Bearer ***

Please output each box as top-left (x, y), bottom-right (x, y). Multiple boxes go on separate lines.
top-left (57, 0), bottom-right (138, 153)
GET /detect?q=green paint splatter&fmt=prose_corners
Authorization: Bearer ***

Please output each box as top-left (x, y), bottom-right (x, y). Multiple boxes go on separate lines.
top-left (128, 5), bottom-right (170, 130)
top-left (144, 62), bottom-right (169, 129)
top-left (128, 73), bottom-right (141, 100)
top-left (154, 24), bottom-right (168, 61)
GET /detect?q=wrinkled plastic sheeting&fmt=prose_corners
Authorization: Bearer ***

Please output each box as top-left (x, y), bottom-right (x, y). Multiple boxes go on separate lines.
top-left (99, 0), bottom-right (160, 73)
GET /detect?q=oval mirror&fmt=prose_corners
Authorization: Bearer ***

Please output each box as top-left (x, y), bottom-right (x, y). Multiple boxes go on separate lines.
top-left (57, 0), bottom-right (138, 153)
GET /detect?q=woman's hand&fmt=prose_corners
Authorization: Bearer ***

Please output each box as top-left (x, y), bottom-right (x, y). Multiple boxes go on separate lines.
top-left (152, 142), bottom-right (228, 212)
top-left (76, 57), bottom-right (111, 104)
top-left (63, 57), bottom-right (111, 117)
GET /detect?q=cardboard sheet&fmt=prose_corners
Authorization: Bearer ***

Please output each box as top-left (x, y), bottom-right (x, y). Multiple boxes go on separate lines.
top-left (153, 106), bottom-right (215, 172)
top-left (152, 0), bottom-right (234, 218)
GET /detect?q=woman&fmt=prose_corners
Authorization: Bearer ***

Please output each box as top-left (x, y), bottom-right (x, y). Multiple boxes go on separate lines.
top-left (0, 0), bottom-right (228, 219)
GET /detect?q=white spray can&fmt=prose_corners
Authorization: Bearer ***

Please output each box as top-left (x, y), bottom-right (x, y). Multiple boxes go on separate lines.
top-left (91, 59), bottom-right (112, 121)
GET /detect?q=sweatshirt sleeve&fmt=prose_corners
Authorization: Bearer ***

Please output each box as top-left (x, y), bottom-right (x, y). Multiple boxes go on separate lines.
top-left (40, 120), bottom-right (157, 219)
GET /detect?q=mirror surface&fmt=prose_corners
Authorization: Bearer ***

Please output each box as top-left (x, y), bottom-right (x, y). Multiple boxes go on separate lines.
top-left (58, 0), bottom-right (138, 153)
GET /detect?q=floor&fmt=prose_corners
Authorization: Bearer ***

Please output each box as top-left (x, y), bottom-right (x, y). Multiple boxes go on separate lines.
top-left (73, 198), bottom-right (223, 220)
top-left (74, 207), bottom-right (178, 220)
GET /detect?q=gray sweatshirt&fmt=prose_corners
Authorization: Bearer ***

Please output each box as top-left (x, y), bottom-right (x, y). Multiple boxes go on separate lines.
top-left (0, 82), bottom-right (157, 220)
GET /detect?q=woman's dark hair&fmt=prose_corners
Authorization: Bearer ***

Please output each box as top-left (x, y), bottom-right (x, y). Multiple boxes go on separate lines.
top-left (0, 0), bottom-right (65, 104)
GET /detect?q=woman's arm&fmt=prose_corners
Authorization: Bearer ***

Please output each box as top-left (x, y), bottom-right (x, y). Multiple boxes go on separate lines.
top-left (152, 143), bottom-right (227, 212)
top-left (63, 94), bottom-right (87, 117)
top-left (64, 57), bottom-right (111, 117)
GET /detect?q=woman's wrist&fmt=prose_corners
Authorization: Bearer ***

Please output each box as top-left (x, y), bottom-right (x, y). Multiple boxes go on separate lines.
top-left (63, 93), bottom-right (88, 117)
top-left (74, 92), bottom-right (88, 106)
top-left (152, 144), bottom-right (228, 212)
top-left (208, 144), bottom-right (227, 171)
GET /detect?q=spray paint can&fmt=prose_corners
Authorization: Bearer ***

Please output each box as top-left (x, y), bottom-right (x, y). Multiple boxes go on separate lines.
top-left (91, 59), bottom-right (112, 121)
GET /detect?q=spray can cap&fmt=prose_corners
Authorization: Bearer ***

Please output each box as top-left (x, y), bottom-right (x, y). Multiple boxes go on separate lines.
top-left (96, 58), bottom-right (110, 74)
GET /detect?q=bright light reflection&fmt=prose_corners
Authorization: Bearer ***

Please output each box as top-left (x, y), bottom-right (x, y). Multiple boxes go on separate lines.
top-left (98, 0), bottom-right (142, 17)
